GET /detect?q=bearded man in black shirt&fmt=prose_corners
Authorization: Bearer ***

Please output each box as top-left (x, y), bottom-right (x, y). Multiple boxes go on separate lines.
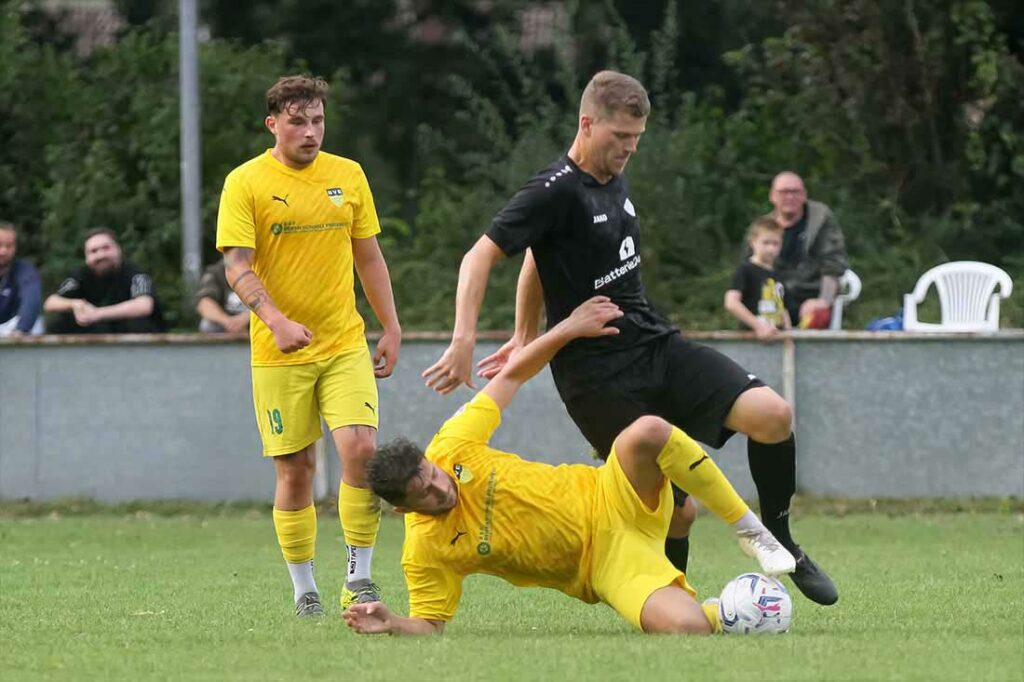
top-left (423, 71), bottom-right (837, 606)
top-left (44, 227), bottom-right (165, 334)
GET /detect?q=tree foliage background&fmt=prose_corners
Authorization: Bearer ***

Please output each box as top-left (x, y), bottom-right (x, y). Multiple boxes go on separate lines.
top-left (1, 0), bottom-right (1021, 330)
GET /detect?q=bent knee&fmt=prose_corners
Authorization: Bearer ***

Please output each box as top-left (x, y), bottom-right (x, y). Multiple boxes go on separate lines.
top-left (749, 397), bottom-right (793, 443)
top-left (337, 430), bottom-right (378, 463)
top-left (618, 415), bottom-right (673, 454)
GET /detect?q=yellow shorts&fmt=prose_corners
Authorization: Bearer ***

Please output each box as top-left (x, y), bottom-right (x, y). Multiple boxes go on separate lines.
top-left (250, 345), bottom-right (378, 456)
top-left (590, 448), bottom-right (694, 630)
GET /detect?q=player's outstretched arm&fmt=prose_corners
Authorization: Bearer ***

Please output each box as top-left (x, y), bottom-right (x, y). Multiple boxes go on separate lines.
top-left (353, 236), bottom-right (402, 378)
top-left (343, 602), bottom-right (446, 636)
top-left (223, 247), bottom-right (312, 353)
top-left (482, 296), bottom-right (622, 410)
top-left (477, 249), bottom-right (544, 380)
top-left (423, 235), bottom-right (506, 394)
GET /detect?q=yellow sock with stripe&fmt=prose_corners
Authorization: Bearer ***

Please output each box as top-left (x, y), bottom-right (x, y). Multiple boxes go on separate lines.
top-left (338, 482), bottom-right (381, 583)
top-left (656, 426), bottom-right (750, 525)
top-left (273, 505), bottom-right (318, 601)
top-left (701, 602), bottom-right (723, 634)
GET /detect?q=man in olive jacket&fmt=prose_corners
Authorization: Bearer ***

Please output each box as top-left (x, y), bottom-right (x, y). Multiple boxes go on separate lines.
top-left (764, 171), bottom-right (848, 327)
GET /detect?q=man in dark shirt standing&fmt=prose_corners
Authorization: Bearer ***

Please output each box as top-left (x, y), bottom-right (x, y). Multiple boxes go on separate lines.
top-left (0, 222), bottom-right (43, 336)
top-left (44, 227), bottom-right (165, 334)
top-left (423, 70), bottom-right (837, 606)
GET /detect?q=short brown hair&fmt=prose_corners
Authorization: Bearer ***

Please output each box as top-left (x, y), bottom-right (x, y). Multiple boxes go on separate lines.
top-left (366, 438), bottom-right (425, 506)
top-left (266, 75), bottom-right (329, 116)
top-left (84, 227), bottom-right (118, 246)
top-left (580, 70), bottom-right (650, 120)
top-left (746, 216), bottom-right (782, 242)
top-left (0, 221), bottom-right (15, 236)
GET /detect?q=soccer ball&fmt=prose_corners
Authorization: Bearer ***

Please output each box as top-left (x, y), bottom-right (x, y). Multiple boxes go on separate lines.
top-left (717, 572), bottom-right (792, 634)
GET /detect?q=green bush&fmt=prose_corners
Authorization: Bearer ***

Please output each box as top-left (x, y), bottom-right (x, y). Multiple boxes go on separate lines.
top-left (2, 2), bottom-right (1021, 332)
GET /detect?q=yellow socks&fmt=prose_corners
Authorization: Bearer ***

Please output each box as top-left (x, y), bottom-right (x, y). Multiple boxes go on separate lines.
top-left (273, 505), bottom-right (317, 563)
top-left (338, 482), bottom-right (381, 546)
top-left (655, 426), bottom-right (749, 525)
top-left (273, 505), bottom-right (319, 601)
top-left (702, 602), bottom-right (723, 634)
top-left (338, 482), bottom-right (381, 583)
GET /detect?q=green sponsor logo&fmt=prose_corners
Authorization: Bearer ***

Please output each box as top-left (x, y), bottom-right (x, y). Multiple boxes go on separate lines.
top-left (269, 221), bottom-right (348, 237)
top-left (476, 468), bottom-right (497, 556)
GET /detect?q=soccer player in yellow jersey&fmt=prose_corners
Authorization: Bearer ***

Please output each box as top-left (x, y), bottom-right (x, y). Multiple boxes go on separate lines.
top-left (216, 75), bottom-right (401, 617)
top-left (345, 297), bottom-right (794, 636)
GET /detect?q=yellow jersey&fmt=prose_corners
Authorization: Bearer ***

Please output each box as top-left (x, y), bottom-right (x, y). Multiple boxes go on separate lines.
top-left (216, 149), bottom-right (381, 366)
top-left (402, 393), bottom-right (601, 622)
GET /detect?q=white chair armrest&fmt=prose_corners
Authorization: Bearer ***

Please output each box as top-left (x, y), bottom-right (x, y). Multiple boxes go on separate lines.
top-left (902, 293), bottom-right (919, 330)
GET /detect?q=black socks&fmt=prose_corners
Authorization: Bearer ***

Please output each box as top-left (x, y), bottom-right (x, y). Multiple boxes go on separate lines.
top-left (747, 434), bottom-right (797, 551)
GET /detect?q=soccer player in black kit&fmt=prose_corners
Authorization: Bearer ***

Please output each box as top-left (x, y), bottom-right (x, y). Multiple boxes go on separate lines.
top-left (423, 70), bottom-right (837, 605)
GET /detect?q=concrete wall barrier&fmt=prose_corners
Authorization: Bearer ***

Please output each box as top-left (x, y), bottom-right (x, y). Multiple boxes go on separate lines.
top-left (1, 331), bottom-right (1021, 501)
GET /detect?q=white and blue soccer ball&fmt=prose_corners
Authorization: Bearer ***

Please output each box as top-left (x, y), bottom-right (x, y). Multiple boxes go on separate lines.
top-left (717, 572), bottom-right (792, 634)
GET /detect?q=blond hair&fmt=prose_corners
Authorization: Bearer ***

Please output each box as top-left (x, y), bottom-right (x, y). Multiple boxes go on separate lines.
top-left (580, 70), bottom-right (650, 120)
top-left (745, 216), bottom-right (782, 242)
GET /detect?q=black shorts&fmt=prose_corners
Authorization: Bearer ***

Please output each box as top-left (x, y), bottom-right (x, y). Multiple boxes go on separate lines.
top-left (553, 333), bottom-right (762, 505)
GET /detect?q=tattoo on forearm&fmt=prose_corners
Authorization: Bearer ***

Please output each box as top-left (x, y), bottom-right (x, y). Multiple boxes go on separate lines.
top-left (226, 248), bottom-right (274, 315)
top-left (246, 291), bottom-right (268, 312)
top-left (231, 270), bottom-right (257, 290)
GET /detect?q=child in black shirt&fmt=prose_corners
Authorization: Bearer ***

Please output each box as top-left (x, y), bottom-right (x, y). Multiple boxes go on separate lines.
top-left (724, 217), bottom-right (791, 339)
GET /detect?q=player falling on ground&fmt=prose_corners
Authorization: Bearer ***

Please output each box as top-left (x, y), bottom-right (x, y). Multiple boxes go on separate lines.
top-left (345, 296), bottom-right (794, 636)
top-left (423, 70), bottom-right (836, 605)
top-left (217, 75), bottom-right (402, 617)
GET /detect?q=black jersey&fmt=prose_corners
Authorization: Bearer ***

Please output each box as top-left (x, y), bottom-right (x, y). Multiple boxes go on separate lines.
top-left (729, 261), bottom-right (786, 329)
top-left (55, 262), bottom-right (165, 332)
top-left (486, 155), bottom-right (675, 373)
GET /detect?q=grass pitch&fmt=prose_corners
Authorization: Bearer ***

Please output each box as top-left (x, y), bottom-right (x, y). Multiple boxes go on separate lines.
top-left (1, 508), bottom-right (1021, 681)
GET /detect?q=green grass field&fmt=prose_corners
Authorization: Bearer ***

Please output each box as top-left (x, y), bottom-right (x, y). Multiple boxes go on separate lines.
top-left (1, 508), bottom-right (1022, 681)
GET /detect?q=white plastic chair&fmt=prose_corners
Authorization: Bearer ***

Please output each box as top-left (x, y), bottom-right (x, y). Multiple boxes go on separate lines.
top-left (829, 269), bottom-right (861, 330)
top-left (903, 261), bottom-right (1013, 332)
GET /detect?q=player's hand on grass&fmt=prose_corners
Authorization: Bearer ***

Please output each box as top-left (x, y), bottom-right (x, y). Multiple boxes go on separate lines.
top-left (343, 602), bottom-right (393, 635)
top-left (423, 340), bottom-right (476, 395)
top-left (476, 337), bottom-right (522, 380)
top-left (374, 328), bottom-right (401, 378)
top-left (269, 317), bottom-right (312, 353)
top-left (563, 296), bottom-right (623, 339)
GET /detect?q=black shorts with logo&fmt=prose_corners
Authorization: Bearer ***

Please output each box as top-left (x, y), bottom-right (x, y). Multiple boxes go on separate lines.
top-left (552, 333), bottom-right (763, 506)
